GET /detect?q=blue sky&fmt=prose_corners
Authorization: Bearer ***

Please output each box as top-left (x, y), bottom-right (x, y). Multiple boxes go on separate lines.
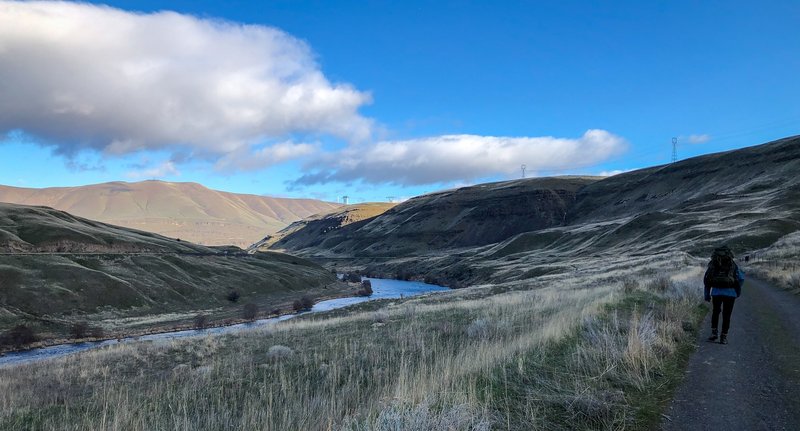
top-left (1, 0), bottom-right (798, 203)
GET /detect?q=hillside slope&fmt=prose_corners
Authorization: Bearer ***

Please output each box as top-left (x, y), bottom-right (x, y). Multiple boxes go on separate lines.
top-left (270, 177), bottom-right (597, 258)
top-left (251, 202), bottom-right (396, 252)
top-left (0, 203), bottom-right (338, 341)
top-left (271, 136), bottom-right (800, 287)
top-left (0, 181), bottom-right (340, 247)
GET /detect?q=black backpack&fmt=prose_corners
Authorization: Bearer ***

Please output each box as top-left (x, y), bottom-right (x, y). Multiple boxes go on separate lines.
top-left (708, 247), bottom-right (737, 288)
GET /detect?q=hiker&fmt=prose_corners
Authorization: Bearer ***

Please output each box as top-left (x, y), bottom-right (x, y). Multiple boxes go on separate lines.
top-left (703, 246), bottom-right (745, 344)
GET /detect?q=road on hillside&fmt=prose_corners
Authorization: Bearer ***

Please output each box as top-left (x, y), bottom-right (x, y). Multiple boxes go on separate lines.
top-left (661, 278), bottom-right (800, 431)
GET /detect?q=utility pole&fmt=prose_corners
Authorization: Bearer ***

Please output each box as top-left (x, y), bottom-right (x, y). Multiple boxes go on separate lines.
top-left (671, 137), bottom-right (678, 163)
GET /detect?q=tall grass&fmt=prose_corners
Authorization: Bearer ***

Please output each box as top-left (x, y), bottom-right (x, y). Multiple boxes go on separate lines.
top-left (0, 253), bottom-right (705, 430)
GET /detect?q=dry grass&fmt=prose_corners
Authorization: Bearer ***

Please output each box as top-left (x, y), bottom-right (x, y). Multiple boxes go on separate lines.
top-left (0, 253), bottom-right (705, 430)
top-left (741, 231), bottom-right (800, 294)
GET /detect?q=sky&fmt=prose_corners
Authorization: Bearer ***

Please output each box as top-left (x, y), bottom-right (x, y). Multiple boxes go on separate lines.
top-left (1, 0), bottom-right (798, 203)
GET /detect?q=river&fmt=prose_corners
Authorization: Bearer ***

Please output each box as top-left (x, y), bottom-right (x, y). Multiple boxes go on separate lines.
top-left (0, 278), bottom-right (448, 367)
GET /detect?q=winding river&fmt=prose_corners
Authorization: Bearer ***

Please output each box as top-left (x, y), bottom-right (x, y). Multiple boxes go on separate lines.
top-left (0, 278), bottom-right (448, 367)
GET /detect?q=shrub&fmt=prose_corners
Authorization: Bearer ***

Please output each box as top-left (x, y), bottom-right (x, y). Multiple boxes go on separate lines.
top-left (648, 276), bottom-right (671, 293)
top-left (622, 278), bottom-right (639, 294)
top-left (372, 310), bottom-right (389, 324)
top-left (227, 290), bottom-right (240, 303)
top-left (1, 324), bottom-right (37, 348)
top-left (70, 321), bottom-right (90, 339)
top-left (89, 326), bottom-right (104, 339)
top-left (266, 345), bottom-right (294, 360)
top-left (356, 279), bottom-right (373, 296)
top-left (292, 296), bottom-right (314, 312)
top-left (194, 314), bottom-right (209, 329)
top-left (243, 303), bottom-right (259, 321)
top-left (466, 318), bottom-right (491, 339)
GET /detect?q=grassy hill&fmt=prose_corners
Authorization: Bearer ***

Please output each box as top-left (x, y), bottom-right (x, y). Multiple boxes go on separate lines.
top-left (0, 180), bottom-right (340, 247)
top-left (0, 203), bottom-right (339, 343)
top-left (250, 202), bottom-right (397, 252)
top-left (270, 136), bottom-right (800, 287)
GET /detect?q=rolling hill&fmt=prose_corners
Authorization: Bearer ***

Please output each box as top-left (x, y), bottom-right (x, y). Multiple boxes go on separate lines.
top-left (268, 136), bottom-right (800, 287)
top-left (0, 202), bottom-right (338, 341)
top-left (0, 180), bottom-right (340, 247)
top-left (250, 202), bottom-right (397, 252)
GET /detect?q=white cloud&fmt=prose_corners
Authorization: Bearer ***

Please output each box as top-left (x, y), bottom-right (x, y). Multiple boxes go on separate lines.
top-left (291, 129), bottom-right (627, 187)
top-left (0, 1), bottom-right (372, 162)
top-left (687, 134), bottom-right (712, 144)
top-left (126, 161), bottom-right (179, 179)
top-left (214, 141), bottom-right (319, 171)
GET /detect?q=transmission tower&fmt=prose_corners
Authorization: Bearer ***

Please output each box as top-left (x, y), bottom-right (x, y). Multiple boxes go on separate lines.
top-left (671, 137), bottom-right (678, 163)
top-left (521, 164), bottom-right (527, 179)
top-left (342, 195), bottom-right (349, 205)
top-left (386, 196), bottom-right (395, 203)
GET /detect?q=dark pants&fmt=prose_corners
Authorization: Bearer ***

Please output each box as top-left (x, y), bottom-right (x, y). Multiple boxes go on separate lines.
top-left (711, 296), bottom-right (736, 334)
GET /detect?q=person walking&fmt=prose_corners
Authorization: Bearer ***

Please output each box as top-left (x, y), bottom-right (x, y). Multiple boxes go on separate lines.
top-left (703, 246), bottom-right (745, 344)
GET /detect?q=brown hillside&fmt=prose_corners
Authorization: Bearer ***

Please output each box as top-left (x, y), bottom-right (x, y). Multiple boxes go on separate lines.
top-left (0, 181), bottom-right (340, 247)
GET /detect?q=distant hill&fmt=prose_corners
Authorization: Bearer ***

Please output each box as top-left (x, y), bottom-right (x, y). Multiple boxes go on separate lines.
top-left (0, 202), bottom-right (337, 340)
top-left (250, 202), bottom-right (397, 252)
top-left (270, 136), bottom-right (800, 287)
top-left (0, 181), bottom-right (340, 247)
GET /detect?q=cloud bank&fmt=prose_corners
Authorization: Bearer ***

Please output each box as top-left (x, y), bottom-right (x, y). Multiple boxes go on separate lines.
top-left (0, 1), bottom-right (372, 160)
top-left (291, 129), bottom-right (627, 187)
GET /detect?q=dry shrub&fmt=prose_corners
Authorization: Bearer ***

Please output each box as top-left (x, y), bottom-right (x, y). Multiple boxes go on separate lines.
top-left (466, 318), bottom-right (491, 339)
top-left (243, 303), bottom-right (258, 321)
top-left (267, 345), bottom-right (294, 360)
top-left (622, 278), bottom-right (639, 294)
top-left (194, 314), bottom-right (209, 330)
top-left (293, 296), bottom-right (314, 312)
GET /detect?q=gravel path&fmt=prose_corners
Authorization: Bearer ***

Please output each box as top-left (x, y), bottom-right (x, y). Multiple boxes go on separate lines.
top-left (662, 277), bottom-right (800, 430)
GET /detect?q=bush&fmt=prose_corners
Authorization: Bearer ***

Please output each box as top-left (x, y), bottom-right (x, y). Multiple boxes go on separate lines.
top-left (243, 303), bottom-right (259, 321)
top-left (89, 326), bottom-right (104, 339)
top-left (356, 279), bottom-right (373, 296)
top-left (466, 318), bottom-right (491, 339)
top-left (648, 276), bottom-right (671, 293)
top-left (70, 321), bottom-right (90, 339)
top-left (622, 278), bottom-right (639, 294)
top-left (292, 296), bottom-right (314, 312)
top-left (1, 325), bottom-right (37, 348)
top-left (227, 290), bottom-right (240, 303)
top-left (194, 314), bottom-right (209, 330)
top-left (266, 345), bottom-right (294, 360)
top-left (372, 310), bottom-right (389, 324)
top-left (344, 272), bottom-right (362, 283)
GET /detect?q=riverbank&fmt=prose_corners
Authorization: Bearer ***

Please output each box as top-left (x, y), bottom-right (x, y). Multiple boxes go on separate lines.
top-left (0, 278), bottom-right (449, 367)
top-left (0, 253), bottom-right (705, 430)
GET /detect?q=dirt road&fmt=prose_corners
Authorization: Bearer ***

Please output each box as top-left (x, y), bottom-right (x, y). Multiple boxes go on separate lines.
top-left (662, 277), bottom-right (800, 430)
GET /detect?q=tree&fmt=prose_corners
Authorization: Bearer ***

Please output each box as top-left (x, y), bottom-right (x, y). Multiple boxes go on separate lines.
top-left (227, 290), bottom-right (240, 303)
top-left (1, 325), bottom-right (37, 348)
top-left (243, 303), bottom-right (258, 321)
top-left (70, 321), bottom-right (90, 339)
top-left (292, 296), bottom-right (314, 312)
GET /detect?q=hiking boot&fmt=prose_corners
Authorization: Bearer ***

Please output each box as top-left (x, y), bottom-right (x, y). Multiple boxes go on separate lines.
top-left (719, 333), bottom-right (728, 344)
top-left (707, 329), bottom-right (718, 342)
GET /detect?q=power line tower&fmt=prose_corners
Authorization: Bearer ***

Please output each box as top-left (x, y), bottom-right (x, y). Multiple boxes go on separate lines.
top-left (342, 195), bottom-right (349, 205)
top-left (671, 137), bottom-right (678, 163)
top-left (521, 164), bottom-right (527, 179)
top-left (386, 196), bottom-right (395, 203)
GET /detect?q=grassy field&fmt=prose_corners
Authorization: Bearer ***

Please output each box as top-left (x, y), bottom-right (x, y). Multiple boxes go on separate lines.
top-left (742, 231), bottom-right (800, 295)
top-left (0, 252), bottom-right (707, 430)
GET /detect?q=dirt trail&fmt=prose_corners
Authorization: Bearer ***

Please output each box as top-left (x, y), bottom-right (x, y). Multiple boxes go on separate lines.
top-left (662, 278), bottom-right (800, 430)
